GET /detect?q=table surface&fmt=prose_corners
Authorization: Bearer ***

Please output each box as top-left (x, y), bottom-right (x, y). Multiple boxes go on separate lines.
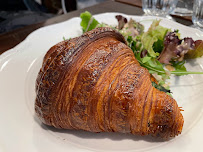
top-left (0, 0), bottom-right (193, 55)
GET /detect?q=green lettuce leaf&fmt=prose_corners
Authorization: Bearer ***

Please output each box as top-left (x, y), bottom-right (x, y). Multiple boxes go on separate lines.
top-left (171, 60), bottom-right (187, 76)
top-left (152, 82), bottom-right (171, 93)
top-left (80, 11), bottom-right (99, 33)
top-left (141, 20), bottom-right (169, 57)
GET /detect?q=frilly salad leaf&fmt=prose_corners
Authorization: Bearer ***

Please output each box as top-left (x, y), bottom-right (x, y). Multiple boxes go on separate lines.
top-left (158, 31), bottom-right (182, 64)
top-left (116, 16), bottom-right (144, 37)
top-left (80, 11), bottom-right (99, 33)
top-left (141, 20), bottom-right (169, 58)
top-left (185, 40), bottom-right (203, 59)
top-left (115, 15), bottom-right (128, 30)
top-left (158, 31), bottom-right (203, 64)
top-left (128, 36), bottom-right (169, 79)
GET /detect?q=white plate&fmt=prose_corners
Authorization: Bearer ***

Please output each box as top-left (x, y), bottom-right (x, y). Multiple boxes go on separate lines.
top-left (0, 13), bottom-right (203, 152)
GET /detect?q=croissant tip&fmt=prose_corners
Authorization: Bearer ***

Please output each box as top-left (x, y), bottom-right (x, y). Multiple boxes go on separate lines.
top-left (179, 107), bottom-right (184, 111)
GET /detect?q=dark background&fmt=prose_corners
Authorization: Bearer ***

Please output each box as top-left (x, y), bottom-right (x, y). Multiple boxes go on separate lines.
top-left (0, 0), bottom-right (107, 34)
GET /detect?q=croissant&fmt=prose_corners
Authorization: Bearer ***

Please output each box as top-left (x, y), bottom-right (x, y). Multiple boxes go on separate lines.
top-left (35, 27), bottom-right (184, 138)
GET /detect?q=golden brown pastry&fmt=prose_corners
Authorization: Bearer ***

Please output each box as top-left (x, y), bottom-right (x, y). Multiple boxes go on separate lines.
top-left (35, 27), bottom-right (184, 138)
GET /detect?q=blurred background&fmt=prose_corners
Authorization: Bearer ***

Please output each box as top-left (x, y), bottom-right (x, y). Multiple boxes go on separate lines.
top-left (0, 0), bottom-right (107, 34)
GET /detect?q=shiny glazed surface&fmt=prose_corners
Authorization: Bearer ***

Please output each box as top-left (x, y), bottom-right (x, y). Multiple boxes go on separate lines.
top-left (35, 27), bottom-right (184, 138)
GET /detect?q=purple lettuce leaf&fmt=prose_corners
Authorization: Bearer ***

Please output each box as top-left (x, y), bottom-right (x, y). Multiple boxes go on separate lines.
top-left (158, 32), bottom-right (181, 64)
top-left (115, 15), bottom-right (144, 36)
top-left (115, 15), bottom-right (128, 30)
top-left (158, 31), bottom-right (198, 64)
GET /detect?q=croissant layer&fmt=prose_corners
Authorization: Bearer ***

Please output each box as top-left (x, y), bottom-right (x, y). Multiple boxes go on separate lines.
top-left (35, 27), bottom-right (184, 138)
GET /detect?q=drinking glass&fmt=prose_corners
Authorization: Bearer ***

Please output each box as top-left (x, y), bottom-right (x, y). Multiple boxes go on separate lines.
top-left (172, 0), bottom-right (193, 16)
top-left (142, 0), bottom-right (178, 17)
top-left (192, 0), bottom-right (203, 30)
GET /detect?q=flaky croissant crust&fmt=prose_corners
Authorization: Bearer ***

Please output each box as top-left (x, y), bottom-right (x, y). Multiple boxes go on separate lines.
top-left (35, 27), bottom-right (184, 138)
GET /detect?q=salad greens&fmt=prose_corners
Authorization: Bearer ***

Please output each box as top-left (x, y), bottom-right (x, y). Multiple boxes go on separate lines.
top-left (141, 20), bottom-right (169, 57)
top-left (79, 11), bottom-right (203, 93)
top-left (80, 11), bottom-right (99, 32)
top-left (185, 40), bottom-right (203, 59)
